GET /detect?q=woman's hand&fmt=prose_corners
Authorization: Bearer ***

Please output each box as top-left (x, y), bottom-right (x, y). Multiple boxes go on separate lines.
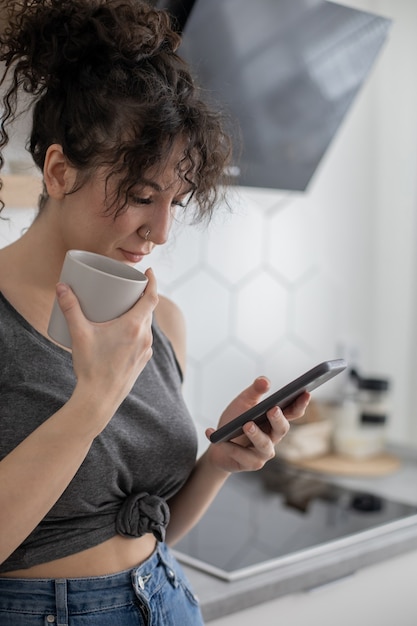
top-left (167, 377), bottom-right (309, 545)
top-left (56, 267), bottom-right (158, 422)
top-left (205, 376), bottom-right (310, 474)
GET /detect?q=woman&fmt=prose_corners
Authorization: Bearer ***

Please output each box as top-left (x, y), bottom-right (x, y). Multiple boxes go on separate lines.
top-left (0, 1), bottom-right (309, 624)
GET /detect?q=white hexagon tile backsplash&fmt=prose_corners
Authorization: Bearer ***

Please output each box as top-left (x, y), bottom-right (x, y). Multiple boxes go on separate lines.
top-left (0, 189), bottom-right (358, 454)
top-left (150, 188), bottom-right (353, 453)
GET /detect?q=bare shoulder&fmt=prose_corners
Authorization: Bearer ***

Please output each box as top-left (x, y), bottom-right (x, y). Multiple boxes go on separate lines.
top-left (154, 294), bottom-right (187, 375)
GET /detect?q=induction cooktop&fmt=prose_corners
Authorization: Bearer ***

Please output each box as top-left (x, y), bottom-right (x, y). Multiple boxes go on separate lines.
top-left (174, 462), bottom-right (417, 581)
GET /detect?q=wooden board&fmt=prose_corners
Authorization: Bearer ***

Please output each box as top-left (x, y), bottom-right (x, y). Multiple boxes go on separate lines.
top-left (287, 452), bottom-right (401, 477)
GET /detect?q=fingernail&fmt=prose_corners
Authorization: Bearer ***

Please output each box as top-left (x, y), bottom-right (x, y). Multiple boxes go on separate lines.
top-left (247, 422), bottom-right (256, 434)
top-left (56, 283), bottom-right (68, 298)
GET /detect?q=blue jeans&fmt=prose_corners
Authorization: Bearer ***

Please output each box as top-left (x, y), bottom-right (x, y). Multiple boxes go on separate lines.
top-left (0, 543), bottom-right (204, 625)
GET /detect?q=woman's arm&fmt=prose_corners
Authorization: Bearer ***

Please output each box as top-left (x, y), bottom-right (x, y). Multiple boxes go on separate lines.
top-left (0, 270), bottom-right (158, 566)
top-left (0, 390), bottom-right (115, 566)
top-left (152, 296), bottom-right (310, 545)
top-left (166, 379), bottom-right (310, 545)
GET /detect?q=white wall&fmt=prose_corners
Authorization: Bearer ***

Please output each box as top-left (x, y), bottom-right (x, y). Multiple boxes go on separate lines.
top-left (1, 1), bottom-right (416, 451)
top-left (152, 0), bottom-right (417, 451)
top-left (371, 0), bottom-right (417, 445)
top-left (350, 0), bottom-right (417, 446)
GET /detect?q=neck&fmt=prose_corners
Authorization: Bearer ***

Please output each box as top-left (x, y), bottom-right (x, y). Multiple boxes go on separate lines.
top-left (4, 209), bottom-right (67, 293)
top-left (0, 210), bottom-right (69, 336)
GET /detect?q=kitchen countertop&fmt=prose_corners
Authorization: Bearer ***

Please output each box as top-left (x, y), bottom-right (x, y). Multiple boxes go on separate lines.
top-left (181, 444), bottom-right (417, 623)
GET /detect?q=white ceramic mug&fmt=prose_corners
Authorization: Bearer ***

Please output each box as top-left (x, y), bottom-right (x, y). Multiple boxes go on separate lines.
top-left (48, 250), bottom-right (148, 348)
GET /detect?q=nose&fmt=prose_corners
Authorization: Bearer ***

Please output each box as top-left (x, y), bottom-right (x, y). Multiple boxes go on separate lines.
top-left (144, 202), bottom-right (173, 245)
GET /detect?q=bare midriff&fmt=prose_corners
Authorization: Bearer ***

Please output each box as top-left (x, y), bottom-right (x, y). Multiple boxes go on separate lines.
top-left (0, 533), bottom-right (157, 578)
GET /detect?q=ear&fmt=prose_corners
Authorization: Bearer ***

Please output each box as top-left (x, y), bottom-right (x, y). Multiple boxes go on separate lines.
top-left (43, 144), bottom-right (77, 199)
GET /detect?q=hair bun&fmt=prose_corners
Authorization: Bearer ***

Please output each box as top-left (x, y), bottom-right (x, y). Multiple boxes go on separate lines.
top-left (1, 0), bottom-right (180, 92)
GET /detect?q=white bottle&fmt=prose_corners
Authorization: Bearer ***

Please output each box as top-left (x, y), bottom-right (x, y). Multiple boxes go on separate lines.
top-left (333, 375), bottom-right (390, 459)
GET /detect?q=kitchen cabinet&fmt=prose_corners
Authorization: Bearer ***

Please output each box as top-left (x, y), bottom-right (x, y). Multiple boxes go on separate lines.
top-left (208, 547), bottom-right (417, 625)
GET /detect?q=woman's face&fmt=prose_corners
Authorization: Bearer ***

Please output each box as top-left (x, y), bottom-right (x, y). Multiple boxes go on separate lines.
top-left (56, 145), bottom-right (192, 265)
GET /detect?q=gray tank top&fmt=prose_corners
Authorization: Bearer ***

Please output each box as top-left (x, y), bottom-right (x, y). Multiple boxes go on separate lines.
top-left (0, 293), bottom-right (198, 572)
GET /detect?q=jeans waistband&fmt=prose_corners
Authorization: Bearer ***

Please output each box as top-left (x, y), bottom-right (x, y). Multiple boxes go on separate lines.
top-left (0, 542), bottom-right (176, 614)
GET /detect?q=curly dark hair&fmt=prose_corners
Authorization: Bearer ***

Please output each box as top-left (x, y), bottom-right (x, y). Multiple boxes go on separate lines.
top-left (0, 0), bottom-right (233, 219)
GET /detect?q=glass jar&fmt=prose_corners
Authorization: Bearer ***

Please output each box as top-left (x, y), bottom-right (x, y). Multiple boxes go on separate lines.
top-left (358, 377), bottom-right (390, 425)
top-left (333, 375), bottom-right (390, 459)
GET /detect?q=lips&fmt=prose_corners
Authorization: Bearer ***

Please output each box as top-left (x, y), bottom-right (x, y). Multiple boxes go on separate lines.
top-left (119, 249), bottom-right (148, 264)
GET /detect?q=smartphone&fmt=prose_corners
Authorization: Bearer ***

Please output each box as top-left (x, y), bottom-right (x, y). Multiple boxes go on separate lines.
top-left (209, 358), bottom-right (347, 444)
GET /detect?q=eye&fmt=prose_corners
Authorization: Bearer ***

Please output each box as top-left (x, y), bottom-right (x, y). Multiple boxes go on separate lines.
top-left (128, 193), bottom-right (152, 206)
top-left (172, 190), bottom-right (194, 209)
top-left (171, 199), bottom-right (186, 208)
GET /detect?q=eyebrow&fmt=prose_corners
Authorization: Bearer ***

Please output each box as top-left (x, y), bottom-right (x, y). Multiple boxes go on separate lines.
top-left (140, 180), bottom-right (163, 192)
top-left (138, 179), bottom-right (194, 196)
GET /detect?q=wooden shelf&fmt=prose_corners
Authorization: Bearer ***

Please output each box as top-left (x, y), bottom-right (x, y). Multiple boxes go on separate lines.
top-left (1, 174), bottom-right (43, 209)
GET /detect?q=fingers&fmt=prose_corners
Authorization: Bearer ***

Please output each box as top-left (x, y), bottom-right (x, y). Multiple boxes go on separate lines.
top-left (126, 267), bottom-right (159, 318)
top-left (241, 392), bottom-right (311, 450)
top-left (282, 391), bottom-right (311, 420)
top-left (237, 393), bottom-right (311, 463)
top-left (54, 267), bottom-right (160, 417)
top-left (206, 384), bottom-right (311, 475)
top-left (220, 376), bottom-right (271, 423)
top-left (244, 405), bottom-right (289, 447)
top-left (212, 416), bottom-right (280, 472)
top-left (252, 375), bottom-right (271, 396)
top-left (207, 407), bottom-right (289, 472)
top-left (57, 267), bottom-right (158, 337)
top-left (238, 376), bottom-right (271, 405)
top-left (56, 282), bottom-right (86, 342)
top-left (138, 267), bottom-right (159, 307)
top-left (56, 282), bottom-right (79, 314)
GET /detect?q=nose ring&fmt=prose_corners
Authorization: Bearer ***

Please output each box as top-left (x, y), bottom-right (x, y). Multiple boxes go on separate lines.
top-left (144, 228), bottom-right (151, 241)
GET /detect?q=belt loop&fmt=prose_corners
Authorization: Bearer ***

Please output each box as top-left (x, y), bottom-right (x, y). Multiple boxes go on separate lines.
top-left (54, 579), bottom-right (69, 626)
top-left (157, 544), bottom-right (178, 588)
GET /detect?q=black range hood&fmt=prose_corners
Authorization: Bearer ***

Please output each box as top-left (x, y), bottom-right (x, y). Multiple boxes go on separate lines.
top-left (155, 0), bottom-right (392, 191)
